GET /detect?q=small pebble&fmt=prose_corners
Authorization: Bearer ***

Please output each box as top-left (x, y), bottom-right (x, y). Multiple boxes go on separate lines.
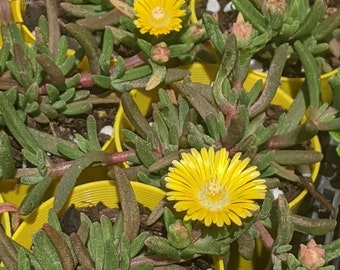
top-left (224, 2), bottom-right (235, 12)
top-left (271, 188), bottom-right (284, 200)
top-left (250, 59), bottom-right (264, 71)
top-left (100, 125), bottom-right (113, 136)
top-left (206, 0), bottom-right (220, 12)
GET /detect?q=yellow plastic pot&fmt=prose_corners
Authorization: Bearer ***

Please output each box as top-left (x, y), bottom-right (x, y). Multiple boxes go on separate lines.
top-left (0, 129), bottom-right (115, 209)
top-left (11, 180), bottom-right (222, 269)
top-left (113, 62), bottom-right (321, 269)
top-left (247, 68), bottom-right (339, 104)
top-left (189, 0), bottom-right (200, 23)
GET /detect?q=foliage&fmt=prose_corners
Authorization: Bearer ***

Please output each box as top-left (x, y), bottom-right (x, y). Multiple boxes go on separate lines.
top-left (0, 0), bottom-right (340, 269)
top-left (229, 0), bottom-right (340, 77)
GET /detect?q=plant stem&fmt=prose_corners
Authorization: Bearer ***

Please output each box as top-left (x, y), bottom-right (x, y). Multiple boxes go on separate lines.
top-left (15, 150), bottom-right (137, 180)
top-left (38, 52), bottom-right (148, 94)
top-left (130, 254), bottom-right (196, 267)
top-left (249, 45), bottom-right (287, 117)
top-left (254, 220), bottom-right (274, 253)
top-left (46, 0), bottom-right (60, 56)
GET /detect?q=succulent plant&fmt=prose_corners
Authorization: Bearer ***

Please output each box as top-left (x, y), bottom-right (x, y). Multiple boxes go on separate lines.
top-left (228, 0), bottom-right (340, 76)
top-left (1, 0), bottom-right (340, 269)
top-left (109, 31), bottom-right (340, 268)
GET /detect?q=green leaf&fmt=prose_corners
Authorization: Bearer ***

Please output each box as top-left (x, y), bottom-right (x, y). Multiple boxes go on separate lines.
top-left (144, 236), bottom-right (180, 260)
top-left (86, 115), bottom-right (101, 152)
top-left (129, 232), bottom-right (149, 258)
top-left (75, 134), bottom-right (89, 153)
top-left (46, 84), bottom-right (60, 104)
top-left (25, 83), bottom-right (40, 104)
top-left (59, 88), bottom-right (76, 103)
top-left (17, 247), bottom-right (32, 270)
top-left (137, 39), bottom-right (153, 58)
top-left (53, 151), bottom-right (107, 212)
top-left (62, 101), bottom-right (92, 116)
top-left (136, 136), bottom-right (158, 168)
top-left (0, 43), bottom-right (10, 73)
top-left (110, 56), bottom-right (126, 80)
top-left (48, 209), bottom-right (62, 231)
top-left (0, 93), bottom-right (41, 154)
top-left (20, 174), bottom-right (45, 185)
top-left (35, 54), bottom-right (66, 90)
top-left (54, 36), bottom-right (69, 66)
top-left (92, 75), bottom-right (112, 89)
top-left (0, 131), bottom-right (16, 179)
top-left (202, 13), bottom-right (227, 57)
top-left (19, 176), bottom-right (53, 215)
top-left (64, 23), bottom-right (100, 74)
top-left (88, 222), bottom-right (104, 269)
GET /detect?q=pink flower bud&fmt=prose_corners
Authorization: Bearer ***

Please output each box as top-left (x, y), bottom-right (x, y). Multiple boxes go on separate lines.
top-left (298, 239), bottom-right (325, 269)
top-left (262, 0), bottom-right (287, 16)
top-left (231, 13), bottom-right (253, 46)
top-left (151, 42), bottom-right (170, 64)
top-left (183, 23), bottom-right (206, 42)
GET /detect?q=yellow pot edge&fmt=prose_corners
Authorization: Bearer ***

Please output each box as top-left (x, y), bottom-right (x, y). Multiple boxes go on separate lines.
top-left (12, 180), bottom-right (165, 247)
top-left (189, 0), bottom-right (198, 23)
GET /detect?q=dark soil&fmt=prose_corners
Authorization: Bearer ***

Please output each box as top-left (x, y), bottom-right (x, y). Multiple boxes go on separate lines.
top-left (60, 202), bottom-right (214, 270)
top-left (23, 0), bottom-right (82, 50)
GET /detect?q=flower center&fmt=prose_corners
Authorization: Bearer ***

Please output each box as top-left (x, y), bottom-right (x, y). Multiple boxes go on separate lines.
top-left (198, 179), bottom-right (229, 210)
top-left (152, 6), bottom-right (165, 20)
top-left (208, 182), bottom-right (222, 196)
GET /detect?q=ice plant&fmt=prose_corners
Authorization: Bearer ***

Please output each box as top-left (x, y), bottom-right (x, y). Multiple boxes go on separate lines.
top-left (166, 147), bottom-right (267, 227)
top-left (133, 0), bottom-right (186, 36)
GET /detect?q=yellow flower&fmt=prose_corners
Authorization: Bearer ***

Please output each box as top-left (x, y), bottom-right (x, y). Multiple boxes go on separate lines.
top-left (166, 147), bottom-right (267, 227)
top-left (133, 0), bottom-right (186, 36)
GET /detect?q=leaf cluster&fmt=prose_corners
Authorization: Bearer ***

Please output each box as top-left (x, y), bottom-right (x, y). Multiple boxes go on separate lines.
top-left (231, 0), bottom-right (340, 74)
top-left (118, 39), bottom-right (327, 189)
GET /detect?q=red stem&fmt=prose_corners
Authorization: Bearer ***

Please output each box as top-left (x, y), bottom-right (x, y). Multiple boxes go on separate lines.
top-left (16, 150), bottom-right (137, 180)
top-left (131, 254), bottom-right (196, 267)
top-left (38, 52), bottom-right (148, 94)
top-left (254, 220), bottom-right (274, 253)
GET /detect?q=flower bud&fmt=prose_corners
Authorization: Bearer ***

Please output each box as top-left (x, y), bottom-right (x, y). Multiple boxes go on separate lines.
top-left (167, 220), bottom-right (192, 249)
top-left (180, 23), bottom-right (206, 43)
top-left (151, 42), bottom-right (170, 64)
top-left (262, 0), bottom-right (287, 16)
top-left (298, 239), bottom-right (325, 269)
top-left (231, 13), bottom-right (253, 46)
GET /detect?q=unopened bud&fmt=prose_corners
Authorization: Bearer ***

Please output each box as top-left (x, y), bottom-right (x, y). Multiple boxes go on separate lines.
top-left (262, 0), bottom-right (287, 16)
top-left (167, 220), bottom-right (192, 249)
top-left (181, 23), bottom-right (206, 43)
top-left (231, 13), bottom-right (253, 46)
top-left (298, 239), bottom-right (325, 269)
top-left (151, 42), bottom-right (170, 64)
